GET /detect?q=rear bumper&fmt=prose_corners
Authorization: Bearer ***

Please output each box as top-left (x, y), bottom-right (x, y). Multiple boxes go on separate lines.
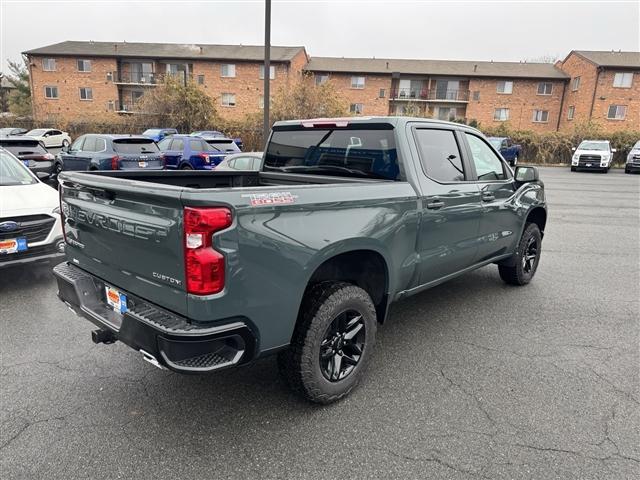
top-left (53, 262), bottom-right (257, 373)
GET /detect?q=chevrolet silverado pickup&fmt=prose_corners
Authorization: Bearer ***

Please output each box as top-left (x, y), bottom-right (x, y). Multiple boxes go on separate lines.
top-left (54, 117), bottom-right (547, 404)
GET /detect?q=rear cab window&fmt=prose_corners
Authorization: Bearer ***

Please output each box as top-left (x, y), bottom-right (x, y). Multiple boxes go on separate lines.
top-left (113, 139), bottom-right (160, 154)
top-left (263, 127), bottom-right (401, 180)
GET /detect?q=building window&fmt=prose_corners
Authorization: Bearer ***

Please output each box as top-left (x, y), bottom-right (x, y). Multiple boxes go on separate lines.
top-left (259, 95), bottom-right (271, 109)
top-left (42, 58), bottom-right (56, 71)
top-left (44, 86), bottom-right (58, 99)
top-left (613, 72), bottom-right (633, 88)
top-left (379, 88), bottom-right (385, 98)
top-left (496, 81), bottom-right (513, 94)
top-left (197, 74), bottom-right (205, 85)
top-left (472, 91), bottom-right (480, 101)
top-left (532, 110), bottom-right (549, 123)
top-left (315, 74), bottom-right (329, 85)
top-left (571, 76), bottom-right (581, 91)
top-left (79, 87), bottom-right (93, 101)
top-left (351, 76), bottom-right (365, 89)
top-left (259, 65), bottom-right (276, 79)
top-left (350, 103), bottom-right (363, 114)
top-left (567, 105), bottom-right (575, 120)
top-left (221, 64), bottom-right (236, 78)
top-left (107, 100), bottom-right (115, 111)
top-left (221, 93), bottom-right (236, 107)
top-left (77, 59), bottom-right (92, 72)
top-left (537, 82), bottom-right (553, 95)
top-left (607, 105), bottom-right (627, 120)
top-left (494, 108), bottom-right (509, 121)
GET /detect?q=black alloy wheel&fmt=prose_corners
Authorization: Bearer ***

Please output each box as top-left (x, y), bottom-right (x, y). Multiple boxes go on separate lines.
top-left (319, 309), bottom-right (366, 382)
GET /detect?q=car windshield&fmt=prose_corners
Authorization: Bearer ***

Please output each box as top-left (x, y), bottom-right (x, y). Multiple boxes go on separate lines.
top-left (579, 141), bottom-right (608, 151)
top-left (0, 150), bottom-right (38, 186)
top-left (204, 138), bottom-right (241, 153)
top-left (113, 139), bottom-right (160, 154)
top-left (263, 127), bottom-right (400, 180)
top-left (143, 129), bottom-right (161, 136)
top-left (488, 138), bottom-right (502, 149)
top-left (26, 129), bottom-right (47, 136)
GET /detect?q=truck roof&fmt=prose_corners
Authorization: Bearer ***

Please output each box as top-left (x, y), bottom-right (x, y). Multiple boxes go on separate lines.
top-left (273, 116), bottom-right (482, 134)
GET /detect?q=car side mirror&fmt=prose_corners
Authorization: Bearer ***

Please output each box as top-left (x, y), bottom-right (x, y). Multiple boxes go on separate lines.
top-left (611, 148), bottom-right (617, 153)
top-left (514, 166), bottom-right (539, 184)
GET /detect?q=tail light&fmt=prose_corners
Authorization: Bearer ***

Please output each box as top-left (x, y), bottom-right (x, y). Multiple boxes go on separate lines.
top-left (111, 155), bottom-right (121, 170)
top-left (184, 207), bottom-right (232, 295)
top-left (198, 153), bottom-right (210, 164)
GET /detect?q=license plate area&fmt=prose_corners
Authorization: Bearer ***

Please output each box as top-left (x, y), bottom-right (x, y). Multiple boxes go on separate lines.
top-left (0, 237), bottom-right (28, 255)
top-left (138, 161), bottom-right (147, 168)
top-left (105, 285), bottom-right (128, 314)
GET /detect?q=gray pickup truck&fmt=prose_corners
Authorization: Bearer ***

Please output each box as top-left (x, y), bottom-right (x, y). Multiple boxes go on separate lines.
top-left (54, 117), bottom-right (547, 403)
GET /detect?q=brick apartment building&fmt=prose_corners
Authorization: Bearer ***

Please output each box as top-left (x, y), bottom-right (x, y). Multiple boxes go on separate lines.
top-left (23, 41), bottom-right (640, 132)
top-left (25, 41), bottom-right (308, 122)
top-left (556, 50), bottom-right (640, 132)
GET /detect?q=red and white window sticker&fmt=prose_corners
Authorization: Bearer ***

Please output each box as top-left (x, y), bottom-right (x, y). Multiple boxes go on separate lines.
top-left (242, 191), bottom-right (298, 207)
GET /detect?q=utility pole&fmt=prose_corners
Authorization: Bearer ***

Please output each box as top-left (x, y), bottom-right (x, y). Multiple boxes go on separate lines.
top-left (263, 0), bottom-right (271, 147)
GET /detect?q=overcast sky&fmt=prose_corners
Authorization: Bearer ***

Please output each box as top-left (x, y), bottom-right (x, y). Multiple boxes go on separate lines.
top-left (1, 0), bottom-right (639, 72)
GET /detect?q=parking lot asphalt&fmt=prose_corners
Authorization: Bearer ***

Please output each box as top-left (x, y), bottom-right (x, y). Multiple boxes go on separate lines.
top-left (1, 167), bottom-right (638, 479)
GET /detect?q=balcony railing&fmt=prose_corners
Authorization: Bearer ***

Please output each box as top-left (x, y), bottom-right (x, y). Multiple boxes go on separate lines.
top-left (114, 72), bottom-right (158, 85)
top-left (390, 88), bottom-right (470, 102)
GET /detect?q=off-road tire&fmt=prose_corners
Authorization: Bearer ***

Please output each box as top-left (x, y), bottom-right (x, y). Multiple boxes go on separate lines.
top-left (498, 222), bottom-right (542, 286)
top-left (278, 282), bottom-right (377, 404)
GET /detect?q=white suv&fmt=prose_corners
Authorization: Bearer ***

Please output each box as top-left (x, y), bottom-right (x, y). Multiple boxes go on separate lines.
top-left (0, 148), bottom-right (65, 268)
top-left (571, 140), bottom-right (616, 173)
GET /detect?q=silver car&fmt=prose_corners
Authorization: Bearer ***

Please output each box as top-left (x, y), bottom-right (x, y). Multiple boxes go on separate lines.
top-left (214, 152), bottom-right (263, 171)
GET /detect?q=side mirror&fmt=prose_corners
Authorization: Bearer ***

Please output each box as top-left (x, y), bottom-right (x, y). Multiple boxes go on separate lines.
top-left (514, 166), bottom-right (539, 184)
top-left (571, 147), bottom-right (576, 151)
top-left (611, 148), bottom-right (617, 153)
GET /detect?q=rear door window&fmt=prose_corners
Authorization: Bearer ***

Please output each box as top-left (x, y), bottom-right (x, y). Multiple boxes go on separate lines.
top-left (189, 139), bottom-right (206, 152)
top-left (113, 139), bottom-right (160, 154)
top-left (413, 128), bottom-right (465, 182)
top-left (171, 138), bottom-right (184, 151)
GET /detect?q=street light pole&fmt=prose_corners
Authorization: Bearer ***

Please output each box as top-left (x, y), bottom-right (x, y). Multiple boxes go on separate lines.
top-left (263, 0), bottom-right (271, 147)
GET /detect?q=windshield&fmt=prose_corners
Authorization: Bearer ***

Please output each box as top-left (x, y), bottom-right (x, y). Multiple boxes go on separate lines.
top-left (578, 141), bottom-right (608, 151)
top-left (142, 129), bottom-right (161, 136)
top-left (0, 150), bottom-right (38, 186)
top-left (204, 138), bottom-right (241, 153)
top-left (113, 139), bottom-right (160, 154)
top-left (264, 128), bottom-right (400, 180)
top-left (26, 129), bottom-right (47, 136)
top-left (488, 138), bottom-right (502, 149)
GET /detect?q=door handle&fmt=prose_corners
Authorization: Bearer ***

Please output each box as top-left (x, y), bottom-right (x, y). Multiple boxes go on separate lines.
top-left (481, 192), bottom-right (495, 202)
top-left (426, 198), bottom-right (445, 210)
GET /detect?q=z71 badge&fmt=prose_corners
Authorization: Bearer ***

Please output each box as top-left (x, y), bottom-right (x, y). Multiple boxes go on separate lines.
top-left (242, 191), bottom-right (298, 207)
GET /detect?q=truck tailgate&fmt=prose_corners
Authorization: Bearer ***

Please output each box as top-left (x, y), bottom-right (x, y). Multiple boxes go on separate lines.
top-left (59, 173), bottom-right (188, 315)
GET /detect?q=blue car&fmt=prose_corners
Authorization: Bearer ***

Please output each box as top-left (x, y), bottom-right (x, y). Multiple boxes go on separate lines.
top-left (191, 130), bottom-right (244, 151)
top-left (157, 135), bottom-right (230, 170)
top-left (142, 128), bottom-right (178, 142)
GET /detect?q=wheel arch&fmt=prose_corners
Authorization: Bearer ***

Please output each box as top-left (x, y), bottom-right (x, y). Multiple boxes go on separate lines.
top-left (302, 245), bottom-right (392, 324)
top-left (525, 206), bottom-right (547, 238)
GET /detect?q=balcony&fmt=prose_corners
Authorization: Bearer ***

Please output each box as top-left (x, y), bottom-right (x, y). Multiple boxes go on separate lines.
top-left (114, 71), bottom-right (159, 86)
top-left (115, 102), bottom-right (145, 114)
top-left (390, 88), bottom-right (470, 102)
